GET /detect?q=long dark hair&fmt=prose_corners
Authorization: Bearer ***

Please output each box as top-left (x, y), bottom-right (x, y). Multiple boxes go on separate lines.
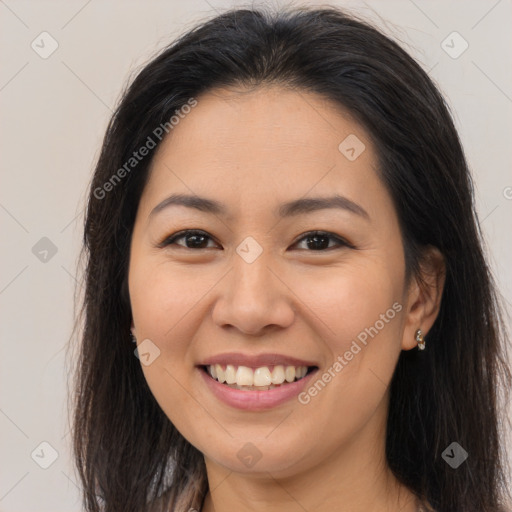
top-left (71, 6), bottom-right (512, 512)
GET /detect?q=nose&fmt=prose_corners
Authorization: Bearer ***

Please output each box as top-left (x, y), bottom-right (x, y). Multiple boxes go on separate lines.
top-left (211, 252), bottom-right (295, 336)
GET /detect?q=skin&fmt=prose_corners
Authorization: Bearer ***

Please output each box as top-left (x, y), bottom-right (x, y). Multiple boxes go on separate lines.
top-left (128, 85), bottom-right (445, 512)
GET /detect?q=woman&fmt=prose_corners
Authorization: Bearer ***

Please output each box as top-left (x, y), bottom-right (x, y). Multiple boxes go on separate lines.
top-left (72, 5), bottom-right (512, 512)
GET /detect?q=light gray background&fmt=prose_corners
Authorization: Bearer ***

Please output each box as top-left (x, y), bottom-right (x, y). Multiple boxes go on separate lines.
top-left (1, 1), bottom-right (511, 510)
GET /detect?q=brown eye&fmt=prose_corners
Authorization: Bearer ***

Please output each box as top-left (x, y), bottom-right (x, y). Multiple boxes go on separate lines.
top-left (293, 231), bottom-right (353, 251)
top-left (160, 230), bottom-right (219, 250)
top-left (159, 229), bottom-right (353, 251)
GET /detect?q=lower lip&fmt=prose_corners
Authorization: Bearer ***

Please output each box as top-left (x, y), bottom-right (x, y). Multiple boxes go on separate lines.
top-left (198, 367), bottom-right (318, 411)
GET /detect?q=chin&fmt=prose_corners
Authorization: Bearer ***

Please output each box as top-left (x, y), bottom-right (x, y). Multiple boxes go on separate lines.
top-left (200, 435), bottom-right (313, 477)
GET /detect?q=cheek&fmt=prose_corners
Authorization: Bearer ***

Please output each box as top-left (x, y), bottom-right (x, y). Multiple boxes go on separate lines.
top-left (130, 261), bottom-right (211, 343)
top-left (298, 261), bottom-right (404, 414)
top-left (303, 261), bottom-right (403, 350)
top-left (129, 263), bottom-right (189, 375)
top-left (129, 262), bottom-right (210, 440)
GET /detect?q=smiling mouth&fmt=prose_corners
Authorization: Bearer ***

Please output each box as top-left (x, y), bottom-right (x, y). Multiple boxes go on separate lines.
top-left (202, 364), bottom-right (318, 391)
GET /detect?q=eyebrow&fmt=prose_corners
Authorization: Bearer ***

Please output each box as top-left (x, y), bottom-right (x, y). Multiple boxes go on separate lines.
top-left (149, 193), bottom-right (369, 220)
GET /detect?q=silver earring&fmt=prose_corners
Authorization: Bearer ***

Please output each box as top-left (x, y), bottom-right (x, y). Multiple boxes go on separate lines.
top-left (130, 332), bottom-right (137, 343)
top-left (415, 329), bottom-right (425, 350)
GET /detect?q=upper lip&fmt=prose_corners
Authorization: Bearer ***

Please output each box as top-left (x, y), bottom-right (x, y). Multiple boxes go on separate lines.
top-left (198, 352), bottom-right (318, 368)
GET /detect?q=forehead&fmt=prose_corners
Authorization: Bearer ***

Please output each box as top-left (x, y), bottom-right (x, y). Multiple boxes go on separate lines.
top-left (159, 85), bottom-right (369, 157)
top-left (140, 85), bottom-right (387, 221)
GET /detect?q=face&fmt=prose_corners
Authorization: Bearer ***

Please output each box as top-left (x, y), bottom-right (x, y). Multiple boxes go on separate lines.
top-left (128, 85), bottom-right (421, 478)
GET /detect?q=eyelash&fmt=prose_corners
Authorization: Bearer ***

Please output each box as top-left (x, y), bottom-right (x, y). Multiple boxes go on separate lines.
top-left (158, 229), bottom-right (354, 251)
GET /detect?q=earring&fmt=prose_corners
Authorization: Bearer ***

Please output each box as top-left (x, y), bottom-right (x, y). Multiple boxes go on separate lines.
top-left (130, 332), bottom-right (137, 343)
top-left (415, 329), bottom-right (425, 350)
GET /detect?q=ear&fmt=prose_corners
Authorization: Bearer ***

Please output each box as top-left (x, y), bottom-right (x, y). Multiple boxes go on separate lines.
top-left (401, 246), bottom-right (446, 350)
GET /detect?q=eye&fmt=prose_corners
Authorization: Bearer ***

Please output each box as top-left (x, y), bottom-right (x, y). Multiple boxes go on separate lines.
top-left (292, 231), bottom-right (354, 251)
top-left (159, 229), bottom-right (219, 250)
top-left (159, 229), bottom-right (353, 251)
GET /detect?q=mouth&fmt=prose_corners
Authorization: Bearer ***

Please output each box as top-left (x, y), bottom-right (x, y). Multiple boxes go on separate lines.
top-left (197, 352), bottom-right (320, 409)
top-left (201, 364), bottom-right (318, 391)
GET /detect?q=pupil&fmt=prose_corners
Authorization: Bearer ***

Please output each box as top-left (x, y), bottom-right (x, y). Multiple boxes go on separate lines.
top-left (307, 234), bottom-right (329, 250)
top-left (187, 234), bottom-right (207, 248)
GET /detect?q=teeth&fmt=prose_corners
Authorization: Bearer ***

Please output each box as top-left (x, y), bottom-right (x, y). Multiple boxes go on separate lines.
top-left (207, 364), bottom-right (310, 388)
top-left (253, 367), bottom-right (272, 386)
top-left (225, 364), bottom-right (237, 384)
top-left (236, 366), bottom-right (254, 386)
top-left (285, 366), bottom-right (296, 382)
top-left (216, 365), bottom-right (226, 383)
top-left (271, 365), bottom-right (285, 384)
